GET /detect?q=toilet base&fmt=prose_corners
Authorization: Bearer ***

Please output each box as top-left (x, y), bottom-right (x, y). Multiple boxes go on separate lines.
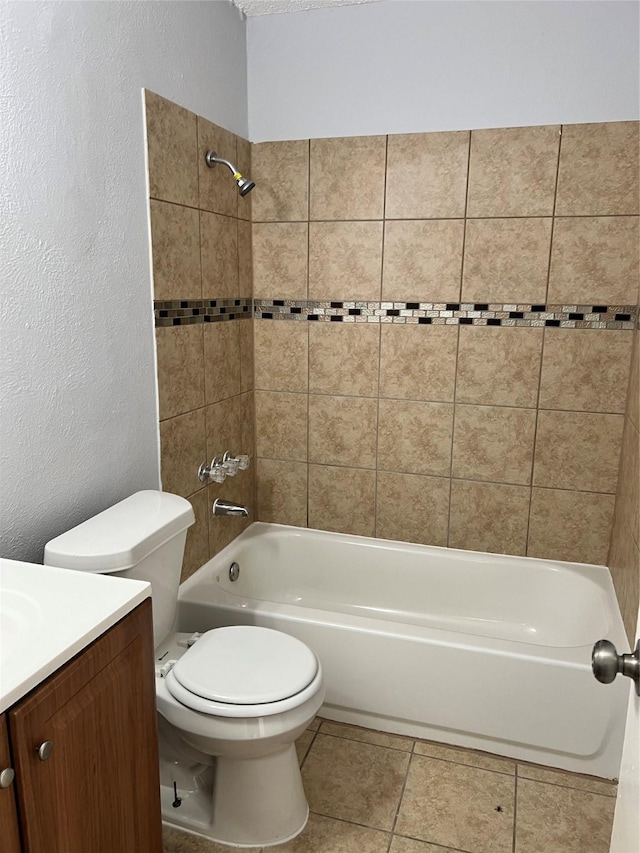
top-left (161, 743), bottom-right (309, 848)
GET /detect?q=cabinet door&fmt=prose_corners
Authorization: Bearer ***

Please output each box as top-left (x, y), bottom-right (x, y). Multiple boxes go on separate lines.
top-left (0, 714), bottom-right (21, 853)
top-left (9, 600), bottom-right (162, 853)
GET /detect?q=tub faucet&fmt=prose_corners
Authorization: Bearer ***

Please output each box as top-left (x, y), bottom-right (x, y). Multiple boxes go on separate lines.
top-left (213, 499), bottom-right (249, 518)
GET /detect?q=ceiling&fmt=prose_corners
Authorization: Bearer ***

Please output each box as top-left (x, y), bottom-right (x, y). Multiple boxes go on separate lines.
top-left (232, 0), bottom-right (380, 17)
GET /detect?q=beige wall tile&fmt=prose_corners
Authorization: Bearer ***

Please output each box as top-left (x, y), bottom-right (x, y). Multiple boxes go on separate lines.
top-left (556, 121), bottom-right (640, 216)
top-left (548, 216), bottom-right (640, 305)
top-left (515, 778), bottom-right (616, 853)
top-left (395, 754), bottom-right (515, 853)
top-left (453, 405), bottom-right (536, 485)
top-left (197, 117), bottom-right (237, 218)
top-left (382, 220), bottom-right (464, 302)
top-left (309, 221), bottom-right (383, 301)
top-left (145, 91), bottom-right (198, 207)
top-left (203, 321), bottom-right (241, 404)
top-left (255, 390), bottom-right (307, 461)
top-left (608, 512), bottom-right (640, 645)
top-left (462, 218), bottom-right (552, 303)
top-left (533, 410), bottom-right (624, 493)
top-left (308, 465), bottom-right (376, 536)
top-left (309, 323), bottom-right (380, 397)
top-left (156, 325), bottom-right (204, 420)
top-left (614, 418), bottom-right (640, 546)
top-left (380, 324), bottom-right (458, 403)
top-left (302, 733), bottom-right (409, 830)
top-left (540, 329), bottom-right (633, 413)
top-left (627, 331), bottom-right (639, 430)
top-left (448, 480), bottom-right (530, 556)
top-left (385, 131), bottom-right (469, 219)
top-left (200, 211), bottom-right (238, 299)
top-left (251, 140), bottom-right (309, 222)
top-left (149, 200), bottom-right (201, 300)
top-left (309, 394), bottom-right (378, 468)
top-left (252, 222), bottom-right (308, 299)
top-left (528, 488), bottom-right (616, 564)
top-left (467, 125), bottom-right (560, 217)
top-left (235, 135), bottom-right (252, 222)
top-left (378, 400), bottom-right (453, 477)
top-left (256, 458), bottom-right (307, 526)
top-left (180, 488), bottom-right (209, 583)
top-left (254, 320), bottom-right (308, 392)
top-left (160, 408), bottom-right (206, 498)
top-left (376, 471), bottom-right (450, 547)
top-left (310, 136), bottom-right (387, 220)
top-left (237, 219), bottom-right (253, 298)
top-left (456, 326), bottom-right (543, 408)
top-left (205, 395), bottom-right (241, 463)
top-left (240, 391), bottom-right (255, 459)
top-left (239, 321), bottom-right (254, 392)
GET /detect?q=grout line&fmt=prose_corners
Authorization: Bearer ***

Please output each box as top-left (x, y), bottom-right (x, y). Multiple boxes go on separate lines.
top-left (525, 127), bottom-right (564, 555)
top-left (389, 750), bottom-right (413, 843)
top-left (512, 771), bottom-right (518, 853)
top-left (374, 136), bottom-right (389, 537)
top-left (447, 131), bottom-right (473, 546)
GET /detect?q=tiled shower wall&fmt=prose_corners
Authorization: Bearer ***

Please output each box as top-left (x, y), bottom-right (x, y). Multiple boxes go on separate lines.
top-left (251, 123), bottom-right (639, 566)
top-left (608, 327), bottom-right (640, 643)
top-left (145, 91), bottom-right (255, 581)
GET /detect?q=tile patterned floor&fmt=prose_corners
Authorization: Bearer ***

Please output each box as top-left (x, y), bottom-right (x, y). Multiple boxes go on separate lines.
top-left (163, 718), bottom-right (617, 853)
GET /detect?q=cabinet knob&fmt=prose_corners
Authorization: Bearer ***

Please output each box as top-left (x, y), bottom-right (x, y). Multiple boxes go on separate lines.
top-left (0, 767), bottom-right (15, 788)
top-left (36, 741), bottom-right (53, 761)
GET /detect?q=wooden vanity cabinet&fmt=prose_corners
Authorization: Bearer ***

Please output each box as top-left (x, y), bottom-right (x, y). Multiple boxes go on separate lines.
top-left (0, 714), bottom-right (21, 853)
top-left (6, 599), bottom-right (162, 853)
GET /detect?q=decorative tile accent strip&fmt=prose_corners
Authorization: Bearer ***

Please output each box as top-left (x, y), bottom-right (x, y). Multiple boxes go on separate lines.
top-left (253, 300), bottom-right (639, 330)
top-left (154, 298), bottom-right (252, 327)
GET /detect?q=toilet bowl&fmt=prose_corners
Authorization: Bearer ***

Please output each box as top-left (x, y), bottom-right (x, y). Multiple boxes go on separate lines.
top-left (44, 490), bottom-right (324, 847)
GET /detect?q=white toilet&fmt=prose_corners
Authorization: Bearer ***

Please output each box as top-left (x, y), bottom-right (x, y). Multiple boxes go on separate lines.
top-left (44, 490), bottom-right (325, 847)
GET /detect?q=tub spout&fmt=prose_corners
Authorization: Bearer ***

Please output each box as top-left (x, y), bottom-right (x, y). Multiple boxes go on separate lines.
top-left (213, 499), bottom-right (249, 518)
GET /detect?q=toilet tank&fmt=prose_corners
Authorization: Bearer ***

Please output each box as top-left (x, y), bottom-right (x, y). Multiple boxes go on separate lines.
top-left (44, 491), bottom-right (195, 646)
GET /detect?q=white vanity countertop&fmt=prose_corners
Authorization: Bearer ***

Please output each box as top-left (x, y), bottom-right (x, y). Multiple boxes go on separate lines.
top-left (0, 557), bottom-right (150, 713)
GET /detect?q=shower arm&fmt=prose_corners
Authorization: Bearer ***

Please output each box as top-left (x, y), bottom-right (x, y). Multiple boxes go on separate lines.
top-left (205, 150), bottom-right (241, 177)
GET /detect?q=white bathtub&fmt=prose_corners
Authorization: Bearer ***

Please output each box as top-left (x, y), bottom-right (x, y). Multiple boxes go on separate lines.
top-left (178, 523), bottom-right (628, 779)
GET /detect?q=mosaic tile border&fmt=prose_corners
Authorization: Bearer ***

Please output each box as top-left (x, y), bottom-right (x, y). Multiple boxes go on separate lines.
top-left (254, 300), bottom-right (638, 329)
top-left (154, 298), bottom-right (252, 327)
top-left (155, 298), bottom-right (638, 329)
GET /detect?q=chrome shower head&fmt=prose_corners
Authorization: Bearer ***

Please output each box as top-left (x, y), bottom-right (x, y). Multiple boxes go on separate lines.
top-left (204, 150), bottom-right (256, 196)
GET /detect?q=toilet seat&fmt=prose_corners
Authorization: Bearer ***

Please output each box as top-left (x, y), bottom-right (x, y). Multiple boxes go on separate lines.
top-left (164, 626), bottom-right (322, 718)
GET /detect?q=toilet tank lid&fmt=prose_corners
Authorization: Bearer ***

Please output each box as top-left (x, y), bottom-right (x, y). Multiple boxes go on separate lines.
top-left (44, 491), bottom-right (195, 573)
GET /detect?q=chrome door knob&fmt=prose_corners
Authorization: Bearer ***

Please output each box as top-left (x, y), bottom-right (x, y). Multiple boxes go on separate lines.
top-left (592, 639), bottom-right (639, 696)
top-left (0, 767), bottom-right (15, 788)
top-left (36, 741), bottom-right (54, 761)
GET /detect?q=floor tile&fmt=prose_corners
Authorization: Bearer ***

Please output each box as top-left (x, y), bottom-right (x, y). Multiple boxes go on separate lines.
top-left (302, 733), bottom-right (410, 830)
top-left (515, 778), bottom-right (616, 853)
top-left (517, 762), bottom-right (617, 796)
top-left (296, 730), bottom-right (315, 765)
top-left (163, 826), bottom-right (237, 852)
top-left (270, 813), bottom-right (389, 852)
top-left (414, 740), bottom-right (515, 775)
top-left (390, 836), bottom-right (461, 853)
top-left (395, 754), bottom-right (515, 853)
top-left (307, 717), bottom-right (322, 732)
top-left (319, 721), bottom-right (414, 752)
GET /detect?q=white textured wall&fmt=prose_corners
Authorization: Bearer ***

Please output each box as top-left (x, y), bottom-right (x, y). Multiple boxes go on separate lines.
top-left (247, 0), bottom-right (640, 141)
top-left (0, 1), bottom-right (247, 561)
